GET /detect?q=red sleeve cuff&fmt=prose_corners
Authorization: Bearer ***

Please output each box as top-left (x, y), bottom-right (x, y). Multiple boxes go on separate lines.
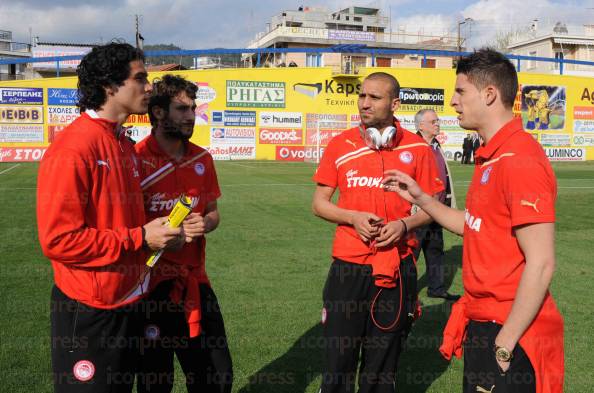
top-left (312, 174), bottom-right (336, 188)
top-left (130, 226), bottom-right (145, 251)
top-left (511, 215), bottom-right (555, 228)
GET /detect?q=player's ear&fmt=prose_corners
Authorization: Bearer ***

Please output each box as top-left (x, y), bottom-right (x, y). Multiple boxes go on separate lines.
top-left (483, 85), bottom-right (498, 106)
top-left (105, 85), bottom-right (117, 97)
top-left (391, 97), bottom-right (400, 112)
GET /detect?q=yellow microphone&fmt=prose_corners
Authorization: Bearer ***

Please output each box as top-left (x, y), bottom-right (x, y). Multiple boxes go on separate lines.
top-left (146, 194), bottom-right (193, 267)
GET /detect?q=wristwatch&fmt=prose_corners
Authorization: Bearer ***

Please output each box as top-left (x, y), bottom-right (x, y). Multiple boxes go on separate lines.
top-left (494, 345), bottom-right (513, 362)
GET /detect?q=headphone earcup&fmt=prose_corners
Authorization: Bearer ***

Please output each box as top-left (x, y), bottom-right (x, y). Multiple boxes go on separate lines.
top-left (365, 127), bottom-right (382, 150)
top-left (381, 126), bottom-right (396, 148)
top-left (362, 126), bottom-right (397, 150)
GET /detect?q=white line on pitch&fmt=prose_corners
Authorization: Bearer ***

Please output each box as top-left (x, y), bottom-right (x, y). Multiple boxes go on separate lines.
top-left (0, 164), bottom-right (20, 175)
top-left (222, 183), bottom-right (312, 187)
top-left (225, 162), bottom-right (258, 169)
top-left (0, 185), bottom-right (592, 191)
top-left (456, 180), bottom-right (594, 184)
top-left (2, 184), bottom-right (314, 190)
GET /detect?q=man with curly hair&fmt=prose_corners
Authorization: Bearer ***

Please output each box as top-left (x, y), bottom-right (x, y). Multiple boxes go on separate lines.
top-left (37, 42), bottom-right (187, 393)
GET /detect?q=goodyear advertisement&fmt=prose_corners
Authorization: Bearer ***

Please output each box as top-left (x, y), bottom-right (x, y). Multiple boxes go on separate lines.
top-left (1, 68), bottom-right (593, 162)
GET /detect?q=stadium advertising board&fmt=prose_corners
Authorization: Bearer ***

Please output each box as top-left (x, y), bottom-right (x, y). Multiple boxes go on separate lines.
top-left (0, 146), bottom-right (47, 161)
top-left (573, 106), bottom-right (594, 133)
top-left (259, 112), bottom-right (302, 128)
top-left (212, 110), bottom-right (256, 127)
top-left (259, 128), bottom-right (303, 145)
top-left (47, 88), bottom-right (78, 106)
top-left (276, 145), bottom-right (325, 162)
top-left (0, 106), bottom-right (44, 124)
top-left (226, 80), bottom-right (285, 108)
top-left (1, 67), bottom-right (593, 161)
top-left (47, 106), bottom-right (80, 124)
top-left (0, 88), bottom-right (43, 105)
top-left (211, 127), bottom-right (256, 144)
top-left (328, 30), bottom-right (376, 41)
top-left (573, 134), bottom-right (594, 146)
top-left (0, 124), bottom-right (44, 142)
top-left (399, 87), bottom-right (445, 112)
top-left (544, 147), bottom-right (586, 161)
top-left (31, 46), bottom-right (90, 69)
top-left (540, 133), bottom-right (571, 147)
top-left (208, 144), bottom-right (256, 160)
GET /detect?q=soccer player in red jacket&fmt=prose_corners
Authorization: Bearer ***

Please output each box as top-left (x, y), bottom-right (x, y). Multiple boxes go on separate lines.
top-left (134, 75), bottom-right (232, 393)
top-left (312, 72), bottom-right (444, 393)
top-left (37, 43), bottom-right (185, 393)
top-left (383, 49), bottom-right (563, 393)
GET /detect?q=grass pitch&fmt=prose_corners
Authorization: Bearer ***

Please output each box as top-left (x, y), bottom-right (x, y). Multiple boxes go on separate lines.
top-left (0, 160), bottom-right (592, 392)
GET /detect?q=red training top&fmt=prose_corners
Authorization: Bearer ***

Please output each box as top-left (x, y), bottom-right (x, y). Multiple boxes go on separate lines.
top-left (135, 134), bottom-right (221, 336)
top-left (37, 111), bottom-right (147, 309)
top-left (440, 118), bottom-right (564, 393)
top-left (313, 119), bottom-right (444, 286)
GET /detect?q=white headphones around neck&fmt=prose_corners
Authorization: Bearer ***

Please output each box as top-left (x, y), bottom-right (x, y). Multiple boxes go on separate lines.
top-left (360, 125), bottom-right (397, 150)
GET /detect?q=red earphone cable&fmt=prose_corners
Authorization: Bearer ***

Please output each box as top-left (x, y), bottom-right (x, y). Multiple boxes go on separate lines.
top-left (370, 273), bottom-right (404, 331)
top-left (370, 150), bottom-right (404, 331)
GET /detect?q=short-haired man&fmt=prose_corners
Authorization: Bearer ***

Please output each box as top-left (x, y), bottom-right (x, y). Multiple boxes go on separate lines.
top-left (134, 75), bottom-right (232, 393)
top-left (383, 49), bottom-right (563, 393)
top-left (471, 132), bottom-right (481, 162)
top-left (461, 133), bottom-right (473, 164)
top-left (312, 72), bottom-right (444, 393)
top-left (37, 43), bottom-right (183, 393)
top-left (413, 109), bottom-right (459, 301)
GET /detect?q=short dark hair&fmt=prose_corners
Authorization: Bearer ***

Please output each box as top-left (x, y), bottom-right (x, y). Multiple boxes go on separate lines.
top-left (76, 42), bottom-right (145, 111)
top-left (148, 74), bottom-right (198, 126)
top-left (456, 48), bottom-right (518, 109)
top-left (365, 72), bottom-right (400, 99)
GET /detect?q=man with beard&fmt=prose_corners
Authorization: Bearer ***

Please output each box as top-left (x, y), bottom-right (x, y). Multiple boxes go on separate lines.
top-left (312, 72), bottom-right (444, 393)
top-left (135, 75), bottom-right (232, 393)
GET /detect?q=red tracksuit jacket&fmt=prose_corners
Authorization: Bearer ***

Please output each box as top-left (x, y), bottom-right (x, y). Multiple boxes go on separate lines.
top-left (37, 112), bottom-right (147, 309)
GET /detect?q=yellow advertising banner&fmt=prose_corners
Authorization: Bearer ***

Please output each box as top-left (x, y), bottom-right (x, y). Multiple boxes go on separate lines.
top-left (1, 67), bottom-right (592, 162)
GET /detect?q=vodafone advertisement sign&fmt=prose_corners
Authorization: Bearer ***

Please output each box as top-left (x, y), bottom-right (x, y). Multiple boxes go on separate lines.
top-left (276, 146), bottom-right (325, 162)
top-left (259, 128), bottom-right (302, 145)
top-left (0, 147), bottom-right (48, 162)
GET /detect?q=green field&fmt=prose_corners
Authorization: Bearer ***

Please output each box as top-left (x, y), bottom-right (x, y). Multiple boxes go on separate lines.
top-left (1, 160), bottom-right (593, 392)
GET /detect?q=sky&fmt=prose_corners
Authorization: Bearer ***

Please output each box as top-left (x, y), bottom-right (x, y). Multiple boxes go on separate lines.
top-left (2, 0), bottom-right (592, 50)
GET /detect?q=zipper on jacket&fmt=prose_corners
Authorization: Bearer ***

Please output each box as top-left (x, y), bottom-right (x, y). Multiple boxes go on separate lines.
top-left (117, 127), bottom-right (125, 153)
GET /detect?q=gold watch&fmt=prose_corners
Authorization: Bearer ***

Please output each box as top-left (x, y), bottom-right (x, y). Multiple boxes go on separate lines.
top-left (494, 345), bottom-right (513, 362)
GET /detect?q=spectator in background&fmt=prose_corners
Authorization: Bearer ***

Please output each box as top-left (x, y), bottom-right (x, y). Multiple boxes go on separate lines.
top-left (471, 132), bottom-right (481, 163)
top-left (461, 133), bottom-right (473, 164)
top-left (413, 109), bottom-right (460, 301)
